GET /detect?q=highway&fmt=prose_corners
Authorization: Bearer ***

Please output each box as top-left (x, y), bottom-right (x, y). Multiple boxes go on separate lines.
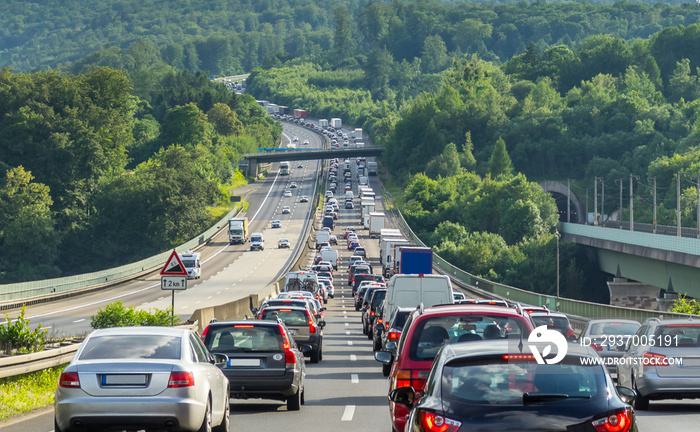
top-left (1, 121), bottom-right (699, 431)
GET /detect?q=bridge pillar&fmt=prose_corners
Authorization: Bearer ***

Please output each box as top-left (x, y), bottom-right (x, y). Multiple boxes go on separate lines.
top-left (247, 158), bottom-right (258, 178)
top-left (607, 277), bottom-right (660, 310)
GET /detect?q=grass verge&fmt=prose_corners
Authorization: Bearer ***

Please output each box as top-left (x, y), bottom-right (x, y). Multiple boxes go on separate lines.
top-left (0, 365), bottom-right (65, 420)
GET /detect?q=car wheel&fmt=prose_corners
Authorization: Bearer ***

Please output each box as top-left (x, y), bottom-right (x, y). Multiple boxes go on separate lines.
top-left (355, 304), bottom-right (360, 311)
top-left (633, 378), bottom-right (650, 410)
top-left (197, 398), bottom-right (212, 432)
top-left (383, 363), bottom-right (392, 377)
top-left (301, 386), bottom-right (305, 405)
top-left (319, 347), bottom-right (323, 361)
top-left (287, 387), bottom-right (302, 411)
top-left (212, 394), bottom-right (230, 432)
top-left (310, 347), bottom-right (321, 363)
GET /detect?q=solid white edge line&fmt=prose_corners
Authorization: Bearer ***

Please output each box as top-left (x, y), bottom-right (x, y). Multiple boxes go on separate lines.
top-left (341, 405), bottom-right (355, 421)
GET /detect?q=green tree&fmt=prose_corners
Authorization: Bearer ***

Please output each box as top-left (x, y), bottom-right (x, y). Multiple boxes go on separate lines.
top-left (332, 6), bottom-right (356, 65)
top-left (460, 132), bottom-right (477, 171)
top-left (0, 167), bottom-right (59, 283)
top-left (488, 137), bottom-right (513, 179)
top-left (421, 35), bottom-right (449, 74)
top-left (207, 103), bottom-right (243, 136)
top-left (425, 142), bottom-right (461, 179)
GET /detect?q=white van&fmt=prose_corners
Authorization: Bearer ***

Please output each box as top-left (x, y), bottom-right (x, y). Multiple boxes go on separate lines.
top-left (319, 247), bottom-right (339, 270)
top-left (250, 233), bottom-right (264, 251)
top-left (383, 274), bottom-right (453, 324)
top-left (316, 229), bottom-right (331, 247)
top-left (345, 190), bottom-right (354, 200)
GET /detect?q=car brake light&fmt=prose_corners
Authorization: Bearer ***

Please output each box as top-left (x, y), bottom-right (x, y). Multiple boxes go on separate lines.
top-left (418, 411), bottom-right (461, 432)
top-left (59, 372), bottom-right (80, 388)
top-left (309, 319), bottom-right (317, 334)
top-left (370, 311), bottom-right (375, 316)
top-left (592, 408), bottom-right (633, 432)
top-left (643, 352), bottom-right (669, 366)
top-left (591, 343), bottom-right (603, 351)
top-left (201, 325), bottom-right (209, 340)
top-left (388, 331), bottom-right (400, 340)
top-left (567, 328), bottom-right (576, 339)
top-left (279, 325), bottom-right (291, 349)
top-left (168, 371), bottom-right (195, 388)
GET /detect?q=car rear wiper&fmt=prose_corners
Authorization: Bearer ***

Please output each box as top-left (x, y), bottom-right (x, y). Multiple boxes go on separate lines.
top-left (523, 393), bottom-right (592, 403)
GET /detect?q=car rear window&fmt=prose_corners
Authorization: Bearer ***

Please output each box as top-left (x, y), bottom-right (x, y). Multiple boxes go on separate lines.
top-left (391, 311), bottom-right (411, 330)
top-left (654, 324), bottom-right (700, 347)
top-left (531, 316), bottom-right (571, 332)
top-left (205, 325), bottom-right (281, 352)
top-left (262, 309), bottom-right (309, 327)
top-left (80, 335), bottom-right (181, 360)
top-left (371, 290), bottom-right (387, 308)
top-left (588, 322), bottom-right (639, 336)
top-left (442, 357), bottom-right (605, 404)
top-left (409, 314), bottom-right (530, 361)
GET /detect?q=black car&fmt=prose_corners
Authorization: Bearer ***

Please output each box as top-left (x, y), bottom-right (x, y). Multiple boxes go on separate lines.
top-left (362, 288), bottom-right (387, 337)
top-left (203, 320), bottom-right (310, 411)
top-left (390, 340), bottom-right (638, 432)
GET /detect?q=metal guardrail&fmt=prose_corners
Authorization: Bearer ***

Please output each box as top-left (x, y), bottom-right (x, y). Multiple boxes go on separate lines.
top-left (0, 205), bottom-right (244, 306)
top-left (381, 187), bottom-right (693, 323)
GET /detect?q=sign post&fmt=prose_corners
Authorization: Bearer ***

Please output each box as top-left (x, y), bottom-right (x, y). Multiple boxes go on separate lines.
top-left (160, 250), bottom-right (189, 322)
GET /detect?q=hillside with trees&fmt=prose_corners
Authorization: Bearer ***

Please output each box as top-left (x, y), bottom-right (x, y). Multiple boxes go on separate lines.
top-left (0, 67), bottom-right (280, 282)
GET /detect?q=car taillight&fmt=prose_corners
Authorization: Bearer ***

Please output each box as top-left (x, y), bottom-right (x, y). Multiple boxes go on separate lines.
top-left (643, 352), bottom-right (669, 366)
top-left (388, 331), bottom-right (400, 340)
top-left (394, 369), bottom-right (429, 392)
top-left (591, 343), bottom-right (603, 352)
top-left (418, 411), bottom-right (462, 432)
top-left (168, 371), bottom-right (194, 388)
top-left (377, 318), bottom-right (383, 325)
top-left (567, 328), bottom-right (576, 339)
top-left (279, 324), bottom-right (291, 349)
top-left (592, 408), bottom-right (633, 432)
top-left (309, 319), bottom-right (317, 334)
top-left (59, 372), bottom-right (80, 388)
top-left (201, 325), bottom-right (209, 340)
top-left (370, 311), bottom-right (375, 316)
top-left (285, 348), bottom-right (296, 367)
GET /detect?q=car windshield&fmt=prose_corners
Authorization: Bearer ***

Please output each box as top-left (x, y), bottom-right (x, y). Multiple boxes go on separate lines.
top-left (79, 335), bottom-right (181, 360)
top-left (410, 315), bottom-right (529, 361)
top-left (205, 325), bottom-right (280, 352)
top-left (392, 311), bottom-right (411, 330)
top-left (588, 322), bottom-right (639, 336)
top-left (441, 358), bottom-right (605, 405)
top-left (261, 309), bottom-right (309, 326)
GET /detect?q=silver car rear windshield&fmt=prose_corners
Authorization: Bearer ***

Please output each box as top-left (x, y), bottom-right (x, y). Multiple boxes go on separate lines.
top-left (79, 335), bottom-right (181, 360)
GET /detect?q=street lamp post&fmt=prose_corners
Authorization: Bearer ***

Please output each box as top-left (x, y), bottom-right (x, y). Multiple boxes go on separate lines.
top-left (556, 229), bottom-right (561, 311)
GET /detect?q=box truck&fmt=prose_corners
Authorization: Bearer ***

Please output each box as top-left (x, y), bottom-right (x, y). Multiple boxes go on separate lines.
top-left (293, 109), bottom-right (308, 119)
top-left (319, 119), bottom-right (329, 128)
top-left (383, 239), bottom-right (411, 277)
top-left (228, 217), bottom-right (249, 244)
top-left (367, 161), bottom-right (378, 175)
top-left (380, 235), bottom-right (407, 266)
top-left (331, 118), bottom-right (342, 128)
top-left (395, 246), bottom-right (433, 275)
top-left (369, 212), bottom-right (385, 238)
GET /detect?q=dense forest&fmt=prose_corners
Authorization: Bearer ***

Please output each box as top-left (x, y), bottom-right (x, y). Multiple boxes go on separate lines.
top-left (4, 0), bottom-right (700, 303)
top-left (2, 0), bottom-right (700, 74)
top-left (0, 67), bottom-right (280, 283)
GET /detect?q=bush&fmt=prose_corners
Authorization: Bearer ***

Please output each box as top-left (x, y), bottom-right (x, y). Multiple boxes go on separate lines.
top-left (670, 294), bottom-right (700, 315)
top-left (90, 301), bottom-right (178, 328)
top-left (0, 307), bottom-right (48, 354)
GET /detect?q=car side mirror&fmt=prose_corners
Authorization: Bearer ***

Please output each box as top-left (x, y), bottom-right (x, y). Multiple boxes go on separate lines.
top-left (389, 387), bottom-right (415, 408)
top-left (210, 353), bottom-right (228, 365)
top-left (616, 386), bottom-right (637, 405)
top-left (299, 344), bottom-right (313, 354)
top-left (375, 350), bottom-right (393, 364)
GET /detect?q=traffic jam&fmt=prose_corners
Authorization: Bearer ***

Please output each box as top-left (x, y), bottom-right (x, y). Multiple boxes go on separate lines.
top-left (52, 118), bottom-right (699, 432)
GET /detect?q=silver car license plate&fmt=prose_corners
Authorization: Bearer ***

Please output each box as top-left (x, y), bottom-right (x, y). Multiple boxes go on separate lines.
top-left (102, 374), bottom-right (147, 385)
top-left (289, 329), bottom-right (297, 335)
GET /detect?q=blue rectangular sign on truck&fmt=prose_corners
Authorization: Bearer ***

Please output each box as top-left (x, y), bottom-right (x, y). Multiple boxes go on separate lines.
top-left (397, 246), bottom-right (433, 275)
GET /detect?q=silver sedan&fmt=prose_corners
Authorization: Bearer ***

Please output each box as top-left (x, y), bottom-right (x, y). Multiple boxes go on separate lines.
top-left (54, 326), bottom-right (230, 432)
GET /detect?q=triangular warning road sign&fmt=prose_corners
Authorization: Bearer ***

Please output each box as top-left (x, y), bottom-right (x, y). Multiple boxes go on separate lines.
top-left (161, 250), bottom-right (188, 276)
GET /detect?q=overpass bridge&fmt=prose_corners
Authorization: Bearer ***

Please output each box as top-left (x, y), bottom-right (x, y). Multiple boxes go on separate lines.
top-left (242, 147), bottom-right (384, 176)
top-left (543, 180), bottom-right (700, 310)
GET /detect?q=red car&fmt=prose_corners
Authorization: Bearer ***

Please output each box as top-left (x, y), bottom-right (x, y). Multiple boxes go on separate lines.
top-left (376, 304), bottom-right (535, 432)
